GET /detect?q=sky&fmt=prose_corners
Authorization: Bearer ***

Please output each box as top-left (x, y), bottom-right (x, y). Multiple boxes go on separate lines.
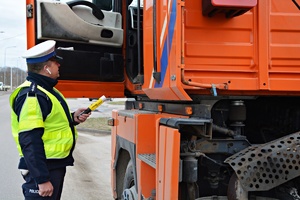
top-left (0, 0), bottom-right (72, 70)
top-left (0, 1), bottom-right (27, 70)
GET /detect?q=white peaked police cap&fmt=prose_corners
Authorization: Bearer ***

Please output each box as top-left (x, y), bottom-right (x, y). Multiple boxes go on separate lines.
top-left (22, 40), bottom-right (63, 64)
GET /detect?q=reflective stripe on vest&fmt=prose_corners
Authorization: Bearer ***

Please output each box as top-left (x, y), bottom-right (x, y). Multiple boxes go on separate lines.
top-left (10, 81), bottom-right (78, 159)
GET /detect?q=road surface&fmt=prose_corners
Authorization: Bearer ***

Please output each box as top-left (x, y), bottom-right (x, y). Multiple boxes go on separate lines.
top-left (62, 132), bottom-right (114, 200)
top-left (0, 91), bottom-right (23, 199)
top-left (0, 91), bottom-right (119, 200)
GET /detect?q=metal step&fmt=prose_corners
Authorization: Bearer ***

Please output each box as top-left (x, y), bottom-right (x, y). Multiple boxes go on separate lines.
top-left (138, 153), bottom-right (156, 169)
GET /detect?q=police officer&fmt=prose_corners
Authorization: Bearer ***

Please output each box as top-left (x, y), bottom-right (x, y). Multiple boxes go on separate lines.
top-left (10, 40), bottom-right (91, 199)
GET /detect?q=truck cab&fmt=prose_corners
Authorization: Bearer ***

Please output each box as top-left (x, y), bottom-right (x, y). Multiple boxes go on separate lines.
top-left (26, 0), bottom-right (300, 199)
top-left (0, 82), bottom-right (10, 91)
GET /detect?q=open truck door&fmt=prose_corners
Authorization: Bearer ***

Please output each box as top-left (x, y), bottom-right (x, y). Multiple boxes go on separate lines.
top-left (26, 0), bottom-right (125, 98)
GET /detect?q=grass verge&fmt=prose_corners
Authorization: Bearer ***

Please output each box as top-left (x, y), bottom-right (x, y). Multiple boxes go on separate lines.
top-left (107, 101), bottom-right (125, 105)
top-left (77, 117), bottom-right (111, 132)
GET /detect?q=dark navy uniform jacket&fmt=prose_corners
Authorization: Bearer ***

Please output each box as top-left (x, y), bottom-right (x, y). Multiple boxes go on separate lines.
top-left (13, 72), bottom-right (78, 184)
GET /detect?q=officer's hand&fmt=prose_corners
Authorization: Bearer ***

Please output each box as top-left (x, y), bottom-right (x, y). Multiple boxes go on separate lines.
top-left (74, 108), bottom-right (91, 123)
top-left (38, 181), bottom-right (53, 197)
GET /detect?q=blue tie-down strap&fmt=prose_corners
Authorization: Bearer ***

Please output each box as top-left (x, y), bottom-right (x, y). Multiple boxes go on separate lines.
top-left (211, 84), bottom-right (217, 96)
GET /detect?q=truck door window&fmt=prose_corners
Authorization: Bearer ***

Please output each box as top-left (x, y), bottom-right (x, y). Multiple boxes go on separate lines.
top-left (34, 0), bottom-right (124, 83)
top-left (92, 0), bottom-right (112, 11)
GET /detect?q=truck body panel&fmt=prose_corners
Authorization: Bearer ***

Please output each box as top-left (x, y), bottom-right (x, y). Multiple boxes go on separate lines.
top-left (143, 0), bottom-right (300, 100)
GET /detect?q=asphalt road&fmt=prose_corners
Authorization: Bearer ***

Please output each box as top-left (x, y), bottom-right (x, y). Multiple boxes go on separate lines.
top-left (61, 132), bottom-right (114, 200)
top-left (0, 91), bottom-right (123, 200)
top-left (0, 91), bottom-right (23, 199)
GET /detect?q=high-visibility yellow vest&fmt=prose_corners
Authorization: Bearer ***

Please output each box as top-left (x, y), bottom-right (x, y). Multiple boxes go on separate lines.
top-left (10, 81), bottom-right (77, 159)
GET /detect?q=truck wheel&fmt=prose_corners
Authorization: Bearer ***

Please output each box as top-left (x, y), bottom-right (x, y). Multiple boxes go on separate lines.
top-left (122, 160), bottom-right (137, 200)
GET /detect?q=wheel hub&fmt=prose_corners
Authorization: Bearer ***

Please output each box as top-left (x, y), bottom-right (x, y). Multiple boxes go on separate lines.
top-left (122, 186), bottom-right (137, 200)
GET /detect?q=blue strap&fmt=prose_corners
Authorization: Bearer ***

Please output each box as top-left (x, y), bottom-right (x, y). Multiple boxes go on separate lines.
top-left (210, 84), bottom-right (217, 96)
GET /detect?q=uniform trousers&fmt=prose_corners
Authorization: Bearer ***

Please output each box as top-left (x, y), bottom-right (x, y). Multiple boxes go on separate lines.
top-left (22, 167), bottom-right (66, 200)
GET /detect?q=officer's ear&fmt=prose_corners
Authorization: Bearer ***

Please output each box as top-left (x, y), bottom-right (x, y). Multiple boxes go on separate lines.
top-left (40, 64), bottom-right (50, 75)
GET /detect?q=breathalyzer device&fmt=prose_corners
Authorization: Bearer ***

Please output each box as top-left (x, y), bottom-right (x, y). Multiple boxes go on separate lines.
top-left (78, 95), bottom-right (107, 116)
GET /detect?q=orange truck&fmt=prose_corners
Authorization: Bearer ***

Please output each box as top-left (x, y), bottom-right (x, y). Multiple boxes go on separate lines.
top-left (26, 0), bottom-right (300, 199)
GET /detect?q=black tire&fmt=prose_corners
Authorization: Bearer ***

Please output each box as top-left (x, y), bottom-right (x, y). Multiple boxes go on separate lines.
top-left (123, 160), bottom-right (135, 191)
